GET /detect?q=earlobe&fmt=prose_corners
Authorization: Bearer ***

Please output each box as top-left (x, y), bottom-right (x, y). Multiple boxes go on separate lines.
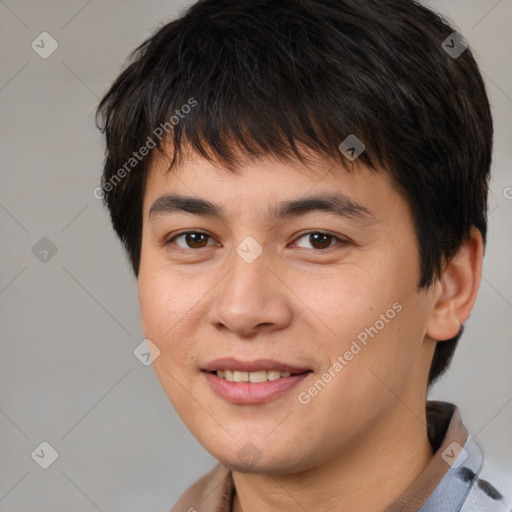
top-left (426, 227), bottom-right (483, 341)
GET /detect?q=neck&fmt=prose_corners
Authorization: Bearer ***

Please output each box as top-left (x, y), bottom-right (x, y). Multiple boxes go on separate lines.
top-left (231, 404), bottom-right (433, 512)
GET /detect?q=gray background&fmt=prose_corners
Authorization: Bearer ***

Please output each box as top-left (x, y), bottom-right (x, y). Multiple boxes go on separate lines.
top-left (1, 0), bottom-right (511, 510)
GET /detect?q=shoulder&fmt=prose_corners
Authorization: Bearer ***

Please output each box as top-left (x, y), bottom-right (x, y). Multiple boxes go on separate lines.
top-left (170, 463), bottom-right (234, 512)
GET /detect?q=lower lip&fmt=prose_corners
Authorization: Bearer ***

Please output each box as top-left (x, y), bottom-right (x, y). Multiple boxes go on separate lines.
top-left (203, 371), bottom-right (312, 404)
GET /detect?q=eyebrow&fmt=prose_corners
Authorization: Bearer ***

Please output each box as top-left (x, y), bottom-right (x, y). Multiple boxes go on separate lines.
top-left (148, 193), bottom-right (376, 223)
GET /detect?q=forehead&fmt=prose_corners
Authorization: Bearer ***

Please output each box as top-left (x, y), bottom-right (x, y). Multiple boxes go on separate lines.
top-left (142, 146), bottom-right (406, 225)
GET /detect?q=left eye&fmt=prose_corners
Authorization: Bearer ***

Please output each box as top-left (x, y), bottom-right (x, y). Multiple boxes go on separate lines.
top-left (292, 232), bottom-right (342, 250)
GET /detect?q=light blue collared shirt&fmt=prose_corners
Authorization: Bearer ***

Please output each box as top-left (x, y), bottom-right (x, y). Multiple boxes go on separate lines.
top-left (420, 429), bottom-right (509, 511)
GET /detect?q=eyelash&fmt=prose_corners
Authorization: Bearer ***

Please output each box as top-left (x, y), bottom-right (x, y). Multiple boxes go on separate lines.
top-left (164, 230), bottom-right (346, 251)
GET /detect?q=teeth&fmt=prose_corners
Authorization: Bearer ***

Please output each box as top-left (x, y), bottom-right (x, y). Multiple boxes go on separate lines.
top-left (249, 371), bottom-right (268, 383)
top-left (216, 370), bottom-right (294, 382)
top-left (233, 371), bottom-right (249, 382)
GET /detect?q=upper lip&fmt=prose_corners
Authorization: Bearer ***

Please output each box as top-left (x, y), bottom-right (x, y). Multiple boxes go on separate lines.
top-left (202, 358), bottom-right (311, 374)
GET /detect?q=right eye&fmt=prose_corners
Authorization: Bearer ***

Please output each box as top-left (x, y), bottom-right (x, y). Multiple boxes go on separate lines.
top-left (165, 231), bottom-right (217, 250)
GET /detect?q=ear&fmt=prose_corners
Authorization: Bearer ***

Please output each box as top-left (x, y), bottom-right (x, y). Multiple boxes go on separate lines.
top-left (426, 227), bottom-right (484, 341)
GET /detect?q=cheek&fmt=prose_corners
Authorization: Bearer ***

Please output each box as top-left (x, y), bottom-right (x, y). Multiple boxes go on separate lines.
top-left (138, 272), bottom-right (170, 341)
top-left (137, 270), bottom-right (202, 422)
top-left (299, 261), bottom-right (424, 390)
top-left (291, 264), bottom-right (395, 343)
top-left (138, 269), bottom-right (198, 368)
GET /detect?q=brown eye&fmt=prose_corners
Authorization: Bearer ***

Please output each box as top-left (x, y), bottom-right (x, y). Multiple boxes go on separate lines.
top-left (168, 231), bottom-right (213, 249)
top-left (293, 232), bottom-right (341, 250)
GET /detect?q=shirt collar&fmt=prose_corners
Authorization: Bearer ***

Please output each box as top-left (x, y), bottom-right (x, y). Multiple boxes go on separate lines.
top-left (385, 400), bottom-right (476, 511)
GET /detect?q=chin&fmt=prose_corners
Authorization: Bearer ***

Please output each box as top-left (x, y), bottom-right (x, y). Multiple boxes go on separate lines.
top-left (211, 444), bottom-right (311, 475)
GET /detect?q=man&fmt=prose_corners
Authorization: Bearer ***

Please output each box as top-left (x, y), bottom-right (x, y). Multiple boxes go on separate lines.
top-left (95, 0), bottom-right (507, 510)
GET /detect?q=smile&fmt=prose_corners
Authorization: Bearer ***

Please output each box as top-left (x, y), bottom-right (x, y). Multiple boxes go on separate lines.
top-left (202, 362), bottom-right (312, 403)
top-left (215, 369), bottom-right (295, 382)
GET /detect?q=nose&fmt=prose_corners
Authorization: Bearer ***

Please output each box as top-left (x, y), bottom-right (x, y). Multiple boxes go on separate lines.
top-left (207, 248), bottom-right (293, 337)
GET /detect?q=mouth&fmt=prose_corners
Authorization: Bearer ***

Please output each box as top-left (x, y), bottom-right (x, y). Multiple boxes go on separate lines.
top-left (209, 369), bottom-right (309, 383)
top-left (201, 358), bottom-right (313, 404)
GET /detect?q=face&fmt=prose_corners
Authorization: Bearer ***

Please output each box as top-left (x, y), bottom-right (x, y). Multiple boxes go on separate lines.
top-left (138, 148), bottom-right (438, 473)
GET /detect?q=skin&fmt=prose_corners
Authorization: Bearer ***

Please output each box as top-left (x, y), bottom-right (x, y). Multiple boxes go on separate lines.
top-left (138, 146), bottom-right (483, 512)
